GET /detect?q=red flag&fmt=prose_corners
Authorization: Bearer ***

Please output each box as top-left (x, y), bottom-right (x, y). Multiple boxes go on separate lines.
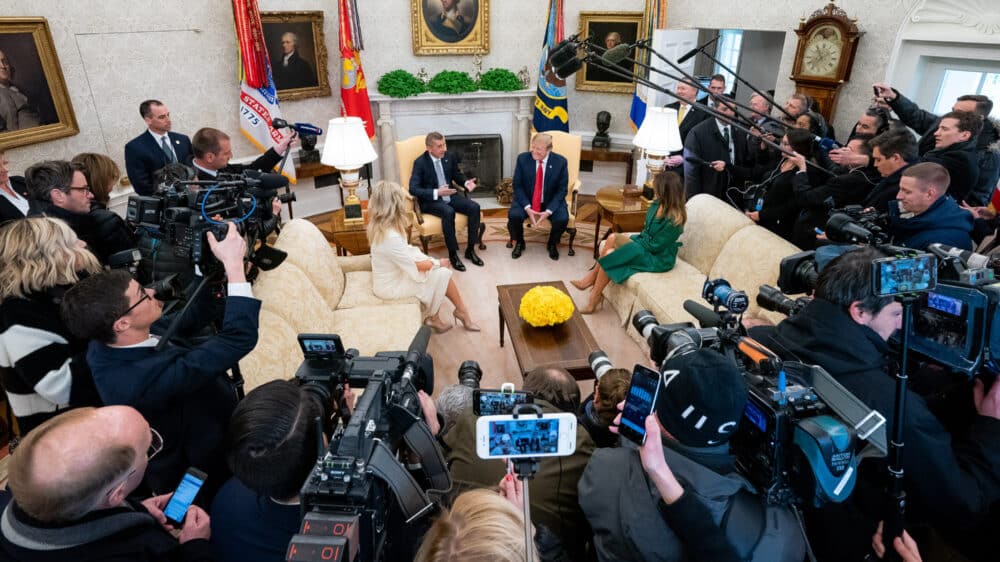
top-left (232, 0), bottom-right (268, 88)
top-left (339, 0), bottom-right (374, 138)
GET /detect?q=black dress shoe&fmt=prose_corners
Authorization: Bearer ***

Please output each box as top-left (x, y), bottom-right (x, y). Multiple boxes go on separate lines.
top-left (511, 241), bottom-right (526, 259)
top-left (464, 247), bottom-right (484, 266)
top-left (547, 244), bottom-right (560, 261)
top-left (449, 253), bottom-right (466, 272)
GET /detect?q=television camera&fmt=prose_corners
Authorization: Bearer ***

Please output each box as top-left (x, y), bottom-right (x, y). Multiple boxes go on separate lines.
top-left (287, 327), bottom-right (451, 562)
top-left (631, 278), bottom-right (885, 508)
top-left (125, 169), bottom-right (294, 278)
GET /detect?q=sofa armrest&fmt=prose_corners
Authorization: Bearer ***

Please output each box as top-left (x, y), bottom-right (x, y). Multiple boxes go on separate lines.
top-left (339, 255), bottom-right (372, 272)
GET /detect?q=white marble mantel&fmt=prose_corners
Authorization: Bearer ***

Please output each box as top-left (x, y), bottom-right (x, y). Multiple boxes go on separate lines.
top-left (371, 89), bottom-right (536, 184)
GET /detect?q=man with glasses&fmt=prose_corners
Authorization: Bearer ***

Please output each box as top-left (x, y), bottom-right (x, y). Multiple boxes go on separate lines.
top-left (0, 406), bottom-right (216, 560)
top-left (24, 159), bottom-right (135, 264)
top-left (60, 223), bottom-right (259, 500)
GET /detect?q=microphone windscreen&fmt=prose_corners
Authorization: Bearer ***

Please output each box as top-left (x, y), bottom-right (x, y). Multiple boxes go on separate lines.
top-left (271, 118), bottom-right (289, 129)
top-left (554, 56), bottom-right (584, 80)
top-left (408, 325), bottom-right (433, 356)
top-left (243, 170), bottom-right (289, 190)
top-left (683, 300), bottom-right (722, 328)
top-left (677, 47), bottom-right (699, 64)
top-left (601, 44), bottom-right (631, 64)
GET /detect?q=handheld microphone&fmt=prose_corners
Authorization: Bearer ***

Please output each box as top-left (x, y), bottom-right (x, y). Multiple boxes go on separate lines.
top-left (815, 136), bottom-right (841, 151)
top-left (601, 43), bottom-right (632, 64)
top-left (685, 155), bottom-right (713, 168)
top-left (271, 118), bottom-right (324, 136)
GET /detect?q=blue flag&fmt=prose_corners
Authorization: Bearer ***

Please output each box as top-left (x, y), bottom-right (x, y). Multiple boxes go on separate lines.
top-left (532, 0), bottom-right (569, 132)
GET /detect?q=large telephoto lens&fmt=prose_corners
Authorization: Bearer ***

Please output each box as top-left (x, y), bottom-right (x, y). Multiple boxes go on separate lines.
top-left (588, 350), bottom-right (614, 379)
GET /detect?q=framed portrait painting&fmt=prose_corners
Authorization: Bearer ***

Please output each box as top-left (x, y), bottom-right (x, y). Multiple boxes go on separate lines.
top-left (261, 11), bottom-right (331, 101)
top-left (576, 12), bottom-right (645, 94)
top-left (412, 0), bottom-right (489, 55)
top-left (0, 17), bottom-right (78, 150)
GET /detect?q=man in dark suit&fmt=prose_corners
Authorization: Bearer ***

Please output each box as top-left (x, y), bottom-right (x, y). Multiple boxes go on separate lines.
top-left (124, 100), bottom-right (193, 196)
top-left (665, 79), bottom-right (713, 177)
top-left (0, 150), bottom-right (33, 224)
top-left (272, 32), bottom-right (317, 91)
top-left (508, 133), bottom-right (569, 261)
top-left (188, 127), bottom-right (292, 181)
top-left (683, 96), bottom-right (752, 204)
top-left (409, 131), bottom-right (482, 271)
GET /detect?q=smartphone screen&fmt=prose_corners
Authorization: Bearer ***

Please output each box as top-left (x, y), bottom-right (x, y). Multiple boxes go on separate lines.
top-left (477, 414), bottom-right (576, 459)
top-left (872, 255), bottom-right (937, 296)
top-left (164, 468), bottom-right (207, 526)
top-left (619, 364), bottom-right (662, 445)
top-left (473, 389), bottom-right (533, 416)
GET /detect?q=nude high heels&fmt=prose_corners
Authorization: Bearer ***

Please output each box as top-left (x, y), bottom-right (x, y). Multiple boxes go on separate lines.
top-left (578, 294), bottom-right (604, 315)
top-left (571, 278), bottom-right (594, 291)
top-left (424, 315), bottom-right (453, 334)
top-left (453, 309), bottom-right (481, 332)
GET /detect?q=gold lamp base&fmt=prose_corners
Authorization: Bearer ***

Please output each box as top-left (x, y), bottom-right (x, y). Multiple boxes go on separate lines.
top-left (339, 171), bottom-right (364, 226)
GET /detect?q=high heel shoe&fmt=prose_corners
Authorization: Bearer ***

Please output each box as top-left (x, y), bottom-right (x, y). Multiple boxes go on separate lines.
top-left (424, 315), bottom-right (453, 334)
top-left (453, 310), bottom-right (481, 332)
top-left (570, 278), bottom-right (594, 291)
top-left (578, 294), bottom-right (604, 315)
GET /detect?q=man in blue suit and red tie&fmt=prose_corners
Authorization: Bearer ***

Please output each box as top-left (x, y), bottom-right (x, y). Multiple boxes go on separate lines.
top-left (509, 133), bottom-right (569, 260)
top-left (409, 131), bottom-right (483, 271)
top-left (123, 100), bottom-right (193, 195)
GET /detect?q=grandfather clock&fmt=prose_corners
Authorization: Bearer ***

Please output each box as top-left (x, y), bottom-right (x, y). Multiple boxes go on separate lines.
top-left (789, 2), bottom-right (862, 123)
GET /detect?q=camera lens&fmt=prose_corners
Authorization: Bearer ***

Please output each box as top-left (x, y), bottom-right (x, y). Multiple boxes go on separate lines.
top-left (588, 350), bottom-right (614, 380)
top-left (633, 309), bottom-right (659, 339)
top-left (457, 360), bottom-right (482, 389)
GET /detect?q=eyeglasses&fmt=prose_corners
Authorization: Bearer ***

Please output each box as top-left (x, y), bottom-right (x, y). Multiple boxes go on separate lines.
top-left (64, 185), bottom-right (92, 193)
top-left (121, 291), bottom-right (152, 317)
top-left (148, 427), bottom-right (163, 460)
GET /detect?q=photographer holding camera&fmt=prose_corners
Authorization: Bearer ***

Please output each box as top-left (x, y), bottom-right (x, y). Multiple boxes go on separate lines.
top-left (579, 349), bottom-right (806, 562)
top-left (751, 246), bottom-right (1000, 558)
top-left (60, 222), bottom-right (260, 499)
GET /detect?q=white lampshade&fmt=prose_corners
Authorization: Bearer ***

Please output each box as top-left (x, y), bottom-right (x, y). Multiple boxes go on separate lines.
top-left (320, 117), bottom-right (378, 169)
top-left (633, 107), bottom-right (683, 156)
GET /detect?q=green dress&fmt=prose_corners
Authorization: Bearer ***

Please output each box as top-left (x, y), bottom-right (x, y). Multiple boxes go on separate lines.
top-left (597, 201), bottom-right (683, 284)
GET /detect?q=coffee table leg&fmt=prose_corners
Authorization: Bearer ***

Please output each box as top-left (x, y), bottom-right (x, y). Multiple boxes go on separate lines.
top-left (593, 213), bottom-right (602, 259)
top-left (499, 303), bottom-right (505, 347)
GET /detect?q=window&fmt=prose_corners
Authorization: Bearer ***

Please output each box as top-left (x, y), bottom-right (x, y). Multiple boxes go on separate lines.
top-left (713, 30), bottom-right (743, 91)
top-left (932, 69), bottom-right (1000, 118)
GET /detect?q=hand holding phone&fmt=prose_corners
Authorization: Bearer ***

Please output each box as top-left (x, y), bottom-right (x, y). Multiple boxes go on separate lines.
top-left (163, 468), bottom-right (207, 528)
top-left (618, 365), bottom-right (662, 446)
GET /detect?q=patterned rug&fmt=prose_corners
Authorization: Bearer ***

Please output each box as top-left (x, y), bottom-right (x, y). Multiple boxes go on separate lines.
top-left (423, 215), bottom-right (600, 254)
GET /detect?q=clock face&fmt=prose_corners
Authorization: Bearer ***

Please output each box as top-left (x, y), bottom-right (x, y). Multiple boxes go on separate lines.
top-left (801, 25), bottom-right (844, 78)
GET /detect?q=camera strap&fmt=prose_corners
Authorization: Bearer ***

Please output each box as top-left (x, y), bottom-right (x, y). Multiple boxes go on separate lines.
top-left (401, 415), bottom-right (453, 494)
top-left (367, 439), bottom-right (436, 523)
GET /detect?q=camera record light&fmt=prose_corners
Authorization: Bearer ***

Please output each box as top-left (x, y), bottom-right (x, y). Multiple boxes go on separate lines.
top-left (321, 117), bottom-right (378, 226)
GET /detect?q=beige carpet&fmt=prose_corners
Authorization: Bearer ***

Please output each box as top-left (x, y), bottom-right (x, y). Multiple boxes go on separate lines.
top-left (411, 217), bottom-right (648, 396)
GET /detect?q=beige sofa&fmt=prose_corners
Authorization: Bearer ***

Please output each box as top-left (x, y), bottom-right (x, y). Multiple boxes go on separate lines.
top-left (239, 219), bottom-right (424, 392)
top-left (602, 194), bottom-right (800, 349)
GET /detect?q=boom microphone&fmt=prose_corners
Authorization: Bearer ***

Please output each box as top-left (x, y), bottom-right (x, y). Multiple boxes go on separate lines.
top-left (677, 35), bottom-right (721, 65)
top-left (928, 243), bottom-right (994, 270)
top-left (240, 169), bottom-right (289, 191)
top-left (271, 118), bottom-right (324, 136)
top-left (601, 43), bottom-right (633, 64)
top-left (683, 300), bottom-right (723, 328)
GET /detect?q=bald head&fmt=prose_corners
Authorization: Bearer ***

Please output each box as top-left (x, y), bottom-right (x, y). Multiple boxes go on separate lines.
top-left (8, 406), bottom-right (150, 522)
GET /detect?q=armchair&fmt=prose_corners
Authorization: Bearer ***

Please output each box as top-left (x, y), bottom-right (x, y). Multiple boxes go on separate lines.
top-left (506, 130), bottom-right (582, 255)
top-left (394, 135), bottom-right (487, 254)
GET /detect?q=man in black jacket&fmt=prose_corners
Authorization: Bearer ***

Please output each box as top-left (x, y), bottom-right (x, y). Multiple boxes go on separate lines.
top-left (665, 78), bottom-right (713, 177)
top-left (862, 130), bottom-right (918, 213)
top-left (188, 127), bottom-right (293, 181)
top-left (751, 246), bottom-right (1000, 558)
top-left (921, 110), bottom-right (982, 204)
top-left (683, 96), bottom-right (751, 204)
top-left (0, 406), bottom-right (216, 561)
top-left (24, 159), bottom-right (135, 264)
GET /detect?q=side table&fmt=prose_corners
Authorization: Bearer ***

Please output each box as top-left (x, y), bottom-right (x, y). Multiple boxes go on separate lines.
top-left (581, 147), bottom-right (636, 185)
top-left (593, 185), bottom-right (648, 259)
top-left (330, 208), bottom-right (370, 256)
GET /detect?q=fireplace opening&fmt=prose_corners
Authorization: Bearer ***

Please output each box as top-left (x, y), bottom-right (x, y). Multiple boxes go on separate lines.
top-left (447, 134), bottom-right (503, 199)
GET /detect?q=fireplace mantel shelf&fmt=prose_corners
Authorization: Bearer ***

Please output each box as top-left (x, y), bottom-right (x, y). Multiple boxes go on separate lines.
top-left (369, 88), bottom-right (536, 104)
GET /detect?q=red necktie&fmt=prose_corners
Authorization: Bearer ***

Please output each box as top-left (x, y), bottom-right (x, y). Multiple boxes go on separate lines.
top-left (532, 160), bottom-right (543, 212)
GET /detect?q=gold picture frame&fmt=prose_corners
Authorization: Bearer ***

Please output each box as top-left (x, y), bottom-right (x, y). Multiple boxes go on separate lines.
top-left (261, 11), bottom-right (331, 101)
top-left (411, 0), bottom-right (489, 55)
top-left (576, 11), bottom-right (645, 94)
top-left (0, 17), bottom-right (78, 150)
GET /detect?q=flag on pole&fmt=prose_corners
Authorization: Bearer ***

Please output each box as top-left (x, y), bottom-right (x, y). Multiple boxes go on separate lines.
top-left (340, 0), bottom-right (374, 138)
top-left (233, 0), bottom-right (296, 183)
top-left (629, 0), bottom-right (668, 131)
top-left (532, 0), bottom-right (569, 132)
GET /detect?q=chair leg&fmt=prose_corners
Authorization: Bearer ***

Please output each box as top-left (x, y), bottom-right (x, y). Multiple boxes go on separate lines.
top-left (567, 227), bottom-right (577, 256)
top-left (478, 223), bottom-right (486, 250)
top-left (420, 235), bottom-right (431, 254)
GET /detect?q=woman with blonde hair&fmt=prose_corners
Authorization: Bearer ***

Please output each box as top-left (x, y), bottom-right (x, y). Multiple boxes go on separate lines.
top-left (415, 487), bottom-right (540, 562)
top-left (572, 171), bottom-right (687, 313)
top-left (0, 217), bottom-right (104, 435)
top-left (71, 152), bottom-right (120, 209)
top-left (367, 181), bottom-right (479, 333)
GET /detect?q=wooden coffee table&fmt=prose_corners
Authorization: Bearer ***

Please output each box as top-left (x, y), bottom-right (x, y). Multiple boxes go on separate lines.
top-left (497, 280), bottom-right (600, 381)
top-left (593, 185), bottom-right (649, 258)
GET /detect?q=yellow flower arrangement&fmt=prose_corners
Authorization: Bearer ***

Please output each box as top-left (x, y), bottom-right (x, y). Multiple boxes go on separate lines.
top-left (519, 285), bottom-right (575, 327)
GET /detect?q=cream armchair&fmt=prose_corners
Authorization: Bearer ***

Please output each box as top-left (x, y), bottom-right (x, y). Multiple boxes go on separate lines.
top-left (394, 135), bottom-right (487, 254)
top-left (506, 130), bottom-right (582, 255)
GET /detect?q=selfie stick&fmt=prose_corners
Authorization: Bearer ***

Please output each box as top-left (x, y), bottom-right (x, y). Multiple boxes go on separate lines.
top-left (511, 403), bottom-right (544, 562)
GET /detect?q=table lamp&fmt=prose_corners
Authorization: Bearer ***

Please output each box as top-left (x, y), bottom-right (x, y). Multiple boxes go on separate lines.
top-left (321, 117), bottom-right (378, 226)
top-left (632, 106), bottom-right (682, 200)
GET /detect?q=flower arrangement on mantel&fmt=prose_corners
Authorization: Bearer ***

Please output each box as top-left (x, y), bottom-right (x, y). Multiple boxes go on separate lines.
top-left (376, 68), bottom-right (525, 98)
top-left (519, 285), bottom-right (575, 327)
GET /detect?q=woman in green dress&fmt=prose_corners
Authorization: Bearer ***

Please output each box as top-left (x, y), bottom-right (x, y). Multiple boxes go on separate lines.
top-left (571, 171), bottom-right (686, 314)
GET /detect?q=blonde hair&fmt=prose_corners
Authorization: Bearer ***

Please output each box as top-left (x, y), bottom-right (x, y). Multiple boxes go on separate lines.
top-left (71, 153), bottom-right (120, 207)
top-left (415, 489), bottom-right (539, 562)
top-left (0, 217), bottom-right (102, 301)
top-left (366, 180), bottom-right (411, 245)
